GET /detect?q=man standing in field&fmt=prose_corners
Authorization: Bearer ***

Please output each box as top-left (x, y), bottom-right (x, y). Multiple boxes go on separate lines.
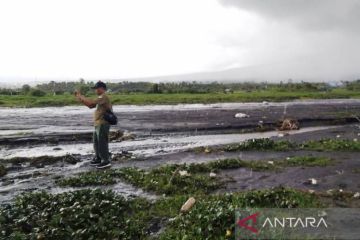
top-left (75, 81), bottom-right (112, 169)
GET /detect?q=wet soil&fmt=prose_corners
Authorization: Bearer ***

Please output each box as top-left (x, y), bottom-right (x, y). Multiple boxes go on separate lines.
top-left (1, 100), bottom-right (360, 204)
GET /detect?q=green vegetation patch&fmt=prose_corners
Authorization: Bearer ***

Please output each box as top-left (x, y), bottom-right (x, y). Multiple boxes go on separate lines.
top-left (193, 138), bottom-right (296, 153)
top-left (224, 138), bottom-right (296, 151)
top-left (159, 187), bottom-right (321, 240)
top-left (0, 187), bottom-right (321, 240)
top-left (57, 157), bottom-right (332, 195)
top-left (1, 155), bottom-right (79, 167)
top-left (301, 138), bottom-right (360, 151)
top-left (1, 87), bottom-right (360, 107)
top-left (57, 166), bottom-right (220, 195)
top-left (0, 189), bottom-right (151, 239)
top-left (195, 138), bottom-right (360, 153)
top-left (283, 156), bottom-right (332, 167)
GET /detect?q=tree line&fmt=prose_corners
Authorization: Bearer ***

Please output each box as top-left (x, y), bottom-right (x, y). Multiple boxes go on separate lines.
top-left (0, 79), bottom-right (359, 96)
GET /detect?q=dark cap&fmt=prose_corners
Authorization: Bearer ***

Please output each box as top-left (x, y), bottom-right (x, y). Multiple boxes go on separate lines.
top-left (92, 81), bottom-right (107, 89)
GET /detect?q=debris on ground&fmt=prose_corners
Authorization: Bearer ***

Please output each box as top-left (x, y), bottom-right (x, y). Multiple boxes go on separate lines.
top-left (277, 132), bottom-right (289, 137)
top-left (204, 146), bottom-right (211, 153)
top-left (353, 192), bottom-right (360, 198)
top-left (122, 132), bottom-right (136, 141)
top-left (209, 172), bottom-right (217, 178)
top-left (64, 154), bottom-right (80, 164)
top-left (234, 113), bottom-right (250, 118)
top-left (109, 129), bottom-right (124, 141)
top-left (110, 130), bottom-right (136, 142)
top-left (179, 170), bottom-right (190, 177)
top-left (278, 118), bottom-right (300, 131)
top-left (180, 197), bottom-right (196, 213)
top-left (111, 151), bottom-right (134, 162)
top-left (226, 229), bottom-right (232, 237)
top-left (335, 170), bottom-right (344, 175)
top-left (305, 178), bottom-right (318, 185)
top-left (267, 161), bottom-right (274, 165)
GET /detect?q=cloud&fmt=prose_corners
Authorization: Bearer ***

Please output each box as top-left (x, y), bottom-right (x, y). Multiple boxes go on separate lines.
top-left (220, 0), bottom-right (360, 33)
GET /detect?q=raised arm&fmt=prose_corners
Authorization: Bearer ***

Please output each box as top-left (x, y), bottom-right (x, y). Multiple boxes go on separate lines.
top-left (75, 91), bottom-right (97, 108)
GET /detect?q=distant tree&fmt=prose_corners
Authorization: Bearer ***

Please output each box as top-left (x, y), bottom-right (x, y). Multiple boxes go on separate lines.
top-left (151, 83), bottom-right (161, 93)
top-left (21, 84), bottom-right (31, 94)
top-left (29, 89), bottom-right (46, 97)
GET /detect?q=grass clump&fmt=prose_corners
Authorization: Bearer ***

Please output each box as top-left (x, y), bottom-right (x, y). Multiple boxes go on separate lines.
top-left (0, 189), bottom-right (151, 240)
top-left (57, 159), bottom-right (277, 194)
top-left (193, 138), bottom-right (296, 153)
top-left (57, 170), bottom-right (119, 187)
top-left (57, 166), bottom-right (220, 195)
top-left (0, 164), bottom-right (7, 177)
top-left (57, 156), bottom-right (332, 195)
top-left (159, 187), bottom-right (321, 240)
top-left (195, 138), bottom-right (360, 153)
top-left (283, 156), bottom-right (332, 167)
top-left (2, 155), bottom-right (79, 167)
top-left (300, 138), bottom-right (360, 151)
top-left (224, 138), bottom-right (296, 151)
top-left (119, 166), bottom-right (220, 195)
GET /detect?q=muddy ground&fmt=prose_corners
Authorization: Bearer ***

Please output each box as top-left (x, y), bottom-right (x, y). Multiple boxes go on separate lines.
top-left (1, 99), bottom-right (360, 204)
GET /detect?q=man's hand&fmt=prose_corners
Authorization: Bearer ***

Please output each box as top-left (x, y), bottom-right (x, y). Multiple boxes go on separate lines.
top-left (74, 90), bottom-right (83, 101)
top-left (74, 90), bottom-right (96, 108)
top-left (74, 90), bottom-right (81, 97)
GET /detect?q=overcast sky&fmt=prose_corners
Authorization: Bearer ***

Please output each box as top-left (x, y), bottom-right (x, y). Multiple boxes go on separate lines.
top-left (0, 0), bottom-right (359, 83)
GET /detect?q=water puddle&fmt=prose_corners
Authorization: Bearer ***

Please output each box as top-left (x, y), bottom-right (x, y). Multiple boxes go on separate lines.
top-left (0, 125), bottom-right (337, 159)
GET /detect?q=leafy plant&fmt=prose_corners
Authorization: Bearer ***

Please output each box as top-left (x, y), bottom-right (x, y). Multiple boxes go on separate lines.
top-left (301, 138), bottom-right (360, 151)
top-left (0, 189), bottom-right (151, 239)
top-left (159, 187), bottom-right (321, 240)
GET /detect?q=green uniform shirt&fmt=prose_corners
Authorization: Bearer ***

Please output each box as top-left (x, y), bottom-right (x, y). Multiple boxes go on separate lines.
top-left (94, 93), bottom-right (111, 126)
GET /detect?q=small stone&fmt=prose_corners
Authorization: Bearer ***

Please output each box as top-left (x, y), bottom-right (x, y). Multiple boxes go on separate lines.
top-left (267, 161), bottom-right (274, 165)
top-left (353, 192), bottom-right (360, 198)
top-left (234, 113), bottom-right (249, 118)
top-left (209, 172), bottom-right (217, 177)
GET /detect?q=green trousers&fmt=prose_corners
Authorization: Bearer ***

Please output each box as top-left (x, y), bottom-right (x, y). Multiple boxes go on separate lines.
top-left (93, 124), bottom-right (110, 163)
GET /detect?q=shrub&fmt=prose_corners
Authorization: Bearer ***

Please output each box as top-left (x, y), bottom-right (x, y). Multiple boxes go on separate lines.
top-left (29, 89), bottom-right (46, 97)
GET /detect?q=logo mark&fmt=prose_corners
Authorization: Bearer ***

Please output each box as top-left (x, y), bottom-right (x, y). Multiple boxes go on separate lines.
top-left (237, 212), bottom-right (260, 234)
